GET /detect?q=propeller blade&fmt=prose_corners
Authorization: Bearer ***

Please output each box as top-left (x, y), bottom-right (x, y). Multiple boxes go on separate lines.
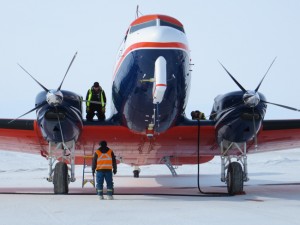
top-left (9, 101), bottom-right (48, 123)
top-left (261, 100), bottom-right (300, 112)
top-left (218, 61), bottom-right (247, 93)
top-left (209, 101), bottom-right (244, 119)
top-left (57, 52), bottom-right (78, 91)
top-left (255, 57), bottom-right (277, 92)
top-left (55, 107), bottom-right (65, 144)
top-left (252, 108), bottom-right (258, 149)
top-left (17, 64), bottom-right (49, 92)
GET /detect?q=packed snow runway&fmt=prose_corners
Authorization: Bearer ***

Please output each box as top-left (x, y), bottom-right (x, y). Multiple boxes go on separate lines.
top-left (0, 149), bottom-right (300, 225)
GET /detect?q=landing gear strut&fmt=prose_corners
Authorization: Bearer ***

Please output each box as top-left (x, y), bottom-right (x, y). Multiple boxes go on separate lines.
top-left (46, 140), bottom-right (76, 194)
top-left (160, 156), bottom-right (178, 176)
top-left (220, 141), bottom-right (249, 195)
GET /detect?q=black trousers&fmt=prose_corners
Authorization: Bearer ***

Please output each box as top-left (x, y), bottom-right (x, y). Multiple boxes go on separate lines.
top-left (86, 105), bottom-right (105, 121)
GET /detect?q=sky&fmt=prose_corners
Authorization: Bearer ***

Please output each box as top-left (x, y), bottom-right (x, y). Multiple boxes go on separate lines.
top-left (1, 148), bottom-right (300, 225)
top-left (1, 0), bottom-right (300, 120)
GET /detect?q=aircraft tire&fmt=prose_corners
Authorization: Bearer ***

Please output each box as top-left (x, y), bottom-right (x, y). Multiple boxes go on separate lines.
top-left (133, 170), bottom-right (140, 178)
top-left (226, 162), bottom-right (244, 195)
top-left (53, 162), bottom-right (69, 194)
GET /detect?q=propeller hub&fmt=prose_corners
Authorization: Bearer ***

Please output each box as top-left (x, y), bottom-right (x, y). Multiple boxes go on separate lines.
top-left (46, 90), bottom-right (63, 106)
top-left (243, 90), bottom-right (260, 107)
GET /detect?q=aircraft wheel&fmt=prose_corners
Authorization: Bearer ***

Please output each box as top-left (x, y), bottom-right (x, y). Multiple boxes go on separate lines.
top-left (226, 162), bottom-right (244, 195)
top-left (53, 162), bottom-right (69, 194)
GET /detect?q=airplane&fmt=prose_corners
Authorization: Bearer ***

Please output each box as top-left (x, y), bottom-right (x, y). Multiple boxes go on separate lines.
top-left (1, 13), bottom-right (300, 195)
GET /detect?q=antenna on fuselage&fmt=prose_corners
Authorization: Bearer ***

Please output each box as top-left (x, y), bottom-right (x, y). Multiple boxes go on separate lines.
top-left (135, 5), bottom-right (143, 18)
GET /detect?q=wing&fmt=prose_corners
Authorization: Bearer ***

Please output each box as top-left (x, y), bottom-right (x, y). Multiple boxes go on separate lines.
top-left (0, 119), bottom-right (47, 154)
top-left (76, 119), bottom-right (216, 165)
top-left (255, 119), bottom-right (300, 152)
top-left (0, 118), bottom-right (216, 165)
top-left (1, 118), bottom-right (300, 165)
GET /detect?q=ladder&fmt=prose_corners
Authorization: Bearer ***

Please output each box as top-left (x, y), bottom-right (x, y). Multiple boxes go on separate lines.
top-left (82, 155), bottom-right (95, 188)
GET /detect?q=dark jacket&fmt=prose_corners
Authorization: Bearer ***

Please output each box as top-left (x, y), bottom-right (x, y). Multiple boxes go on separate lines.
top-left (92, 146), bottom-right (117, 173)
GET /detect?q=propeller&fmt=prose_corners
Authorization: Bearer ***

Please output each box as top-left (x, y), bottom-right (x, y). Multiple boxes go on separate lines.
top-left (219, 57), bottom-right (300, 111)
top-left (8, 102), bottom-right (48, 124)
top-left (218, 61), bottom-right (247, 93)
top-left (10, 52), bottom-right (78, 122)
top-left (57, 52), bottom-right (77, 91)
top-left (17, 64), bottom-right (49, 92)
top-left (254, 57), bottom-right (277, 92)
top-left (208, 101), bottom-right (244, 120)
top-left (218, 57), bottom-right (300, 148)
top-left (261, 100), bottom-right (300, 112)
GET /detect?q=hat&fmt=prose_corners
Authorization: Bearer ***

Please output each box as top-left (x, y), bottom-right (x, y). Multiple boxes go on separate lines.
top-left (93, 82), bottom-right (100, 87)
top-left (99, 140), bottom-right (107, 147)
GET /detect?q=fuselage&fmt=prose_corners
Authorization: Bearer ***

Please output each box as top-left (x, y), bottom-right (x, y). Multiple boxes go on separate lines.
top-left (112, 15), bottom-right (191, 135)
top-left (32, 14), bottom-right (190, 143)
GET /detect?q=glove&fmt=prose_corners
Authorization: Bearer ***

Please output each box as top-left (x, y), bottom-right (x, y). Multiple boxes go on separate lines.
top-left (86, 106), bottom-right (90, 113)
top-left (113, 169), bottom-right (117, 175)
top-left (92, 170), bottom-right (95, 176)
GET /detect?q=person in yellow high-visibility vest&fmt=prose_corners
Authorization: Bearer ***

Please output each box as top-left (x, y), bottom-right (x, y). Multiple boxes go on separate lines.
top-left (92, 140), bottom-right (117, 200)
top-left (86, 82), bottom-right (106, 121)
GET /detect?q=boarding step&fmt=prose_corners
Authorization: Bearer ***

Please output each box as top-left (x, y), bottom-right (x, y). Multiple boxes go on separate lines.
top-left (82, 155), bottom-right (95, 188)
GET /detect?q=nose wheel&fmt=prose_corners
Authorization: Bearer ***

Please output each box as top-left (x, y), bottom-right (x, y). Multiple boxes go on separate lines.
top-left (226, 161), bottom-right (244, 195)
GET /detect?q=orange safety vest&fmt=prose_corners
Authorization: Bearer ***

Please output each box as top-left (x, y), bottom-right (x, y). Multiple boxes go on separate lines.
top-left (95, 149), bottom-right (113, 170)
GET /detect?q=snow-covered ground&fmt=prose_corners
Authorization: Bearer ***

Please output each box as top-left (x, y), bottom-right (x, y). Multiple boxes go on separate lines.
top-left (0, 149), bottom-right (300, 225)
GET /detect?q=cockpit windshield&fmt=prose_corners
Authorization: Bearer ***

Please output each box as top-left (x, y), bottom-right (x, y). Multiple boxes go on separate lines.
top-left (160, 20), bottom-right (185, 33)
top-left (130, 20), bottom-right (157, 33)
top-left (129, 18), bottom-right (185, 34)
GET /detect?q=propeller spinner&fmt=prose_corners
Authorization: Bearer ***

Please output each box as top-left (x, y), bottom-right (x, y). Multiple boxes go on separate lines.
top-left (243, 90), bottom-right (260, 108)
top-left (46, 90), bottom-right (63, 106)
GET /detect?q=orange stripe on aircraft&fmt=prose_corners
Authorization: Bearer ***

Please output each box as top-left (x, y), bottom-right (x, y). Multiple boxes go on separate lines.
top-left (130, 14), bottom-right (183, 28)
top-left (113, 42), bottom-right (189, 79)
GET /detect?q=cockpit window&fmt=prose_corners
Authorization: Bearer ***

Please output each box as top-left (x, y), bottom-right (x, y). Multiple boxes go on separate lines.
top-left (160, 20), bottom-right (185, 33)
top-left (130, 20), bottom-right (157, 33)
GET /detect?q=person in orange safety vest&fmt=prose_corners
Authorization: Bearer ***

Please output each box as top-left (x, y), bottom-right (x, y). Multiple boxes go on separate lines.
top-left (92, 140), bottom-right (117, 200)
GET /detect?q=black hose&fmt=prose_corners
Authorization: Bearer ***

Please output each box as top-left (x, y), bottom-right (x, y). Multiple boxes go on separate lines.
top-left (196, 119), bottom-right (229, 196)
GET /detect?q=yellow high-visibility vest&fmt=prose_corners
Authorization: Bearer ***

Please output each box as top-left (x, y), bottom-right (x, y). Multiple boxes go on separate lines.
top-left (87, 89), bottom-right (105, 107)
